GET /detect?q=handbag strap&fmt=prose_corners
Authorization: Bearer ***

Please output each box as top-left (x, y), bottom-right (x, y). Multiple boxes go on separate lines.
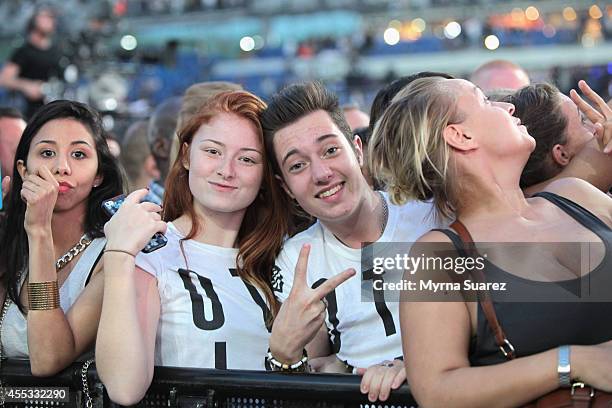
top-left (450, 220), bottom-right (516, 360)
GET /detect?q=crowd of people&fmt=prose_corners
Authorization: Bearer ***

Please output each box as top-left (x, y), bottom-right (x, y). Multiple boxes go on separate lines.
top-left (0, 33), bottom-right (611, 407)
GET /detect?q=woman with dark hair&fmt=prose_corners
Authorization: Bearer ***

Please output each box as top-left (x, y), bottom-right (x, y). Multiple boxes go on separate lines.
top-left (96, 90), bottom-right (290, 405)
top-left (369, 77), bottom-right (612, 407)
top-left (0, 100), bottom-right (124, 375)
top-left (500, 81), bottom-right (611, 195)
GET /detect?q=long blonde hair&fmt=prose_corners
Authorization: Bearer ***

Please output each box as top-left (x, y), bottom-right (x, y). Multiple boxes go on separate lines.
top-left (368, 77), bottom-right (463, 221)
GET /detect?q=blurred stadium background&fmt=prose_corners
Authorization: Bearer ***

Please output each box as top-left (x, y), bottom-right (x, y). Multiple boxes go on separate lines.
top-left (1, 0), bottom-right (610, 137)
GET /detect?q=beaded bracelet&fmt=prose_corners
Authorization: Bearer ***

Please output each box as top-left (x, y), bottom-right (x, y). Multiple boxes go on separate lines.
top-left (265, 349), bottom-right (309, 372)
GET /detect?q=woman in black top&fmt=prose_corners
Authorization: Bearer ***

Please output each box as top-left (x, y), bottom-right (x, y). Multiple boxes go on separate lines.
top-left (368, 76), bottom-right (612, 407)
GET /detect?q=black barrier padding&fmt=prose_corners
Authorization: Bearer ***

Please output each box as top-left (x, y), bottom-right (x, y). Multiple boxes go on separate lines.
top-left (2, 359), bottom-right (417, 408)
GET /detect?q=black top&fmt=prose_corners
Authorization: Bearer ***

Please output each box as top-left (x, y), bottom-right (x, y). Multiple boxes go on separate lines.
top-left (9, 41), bottom-right (61, 118)
top-left (434, 192), bottom-right (612, 366)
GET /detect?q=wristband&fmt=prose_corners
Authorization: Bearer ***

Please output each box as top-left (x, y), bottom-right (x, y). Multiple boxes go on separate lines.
top-left (558, 345), bottom-right (571, 387)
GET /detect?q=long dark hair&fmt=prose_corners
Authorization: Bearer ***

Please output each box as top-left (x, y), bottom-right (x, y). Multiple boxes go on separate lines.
top-left (0, 100), bottom-right (125, 310)
top-left (164, 91), bottom-right (289, 319)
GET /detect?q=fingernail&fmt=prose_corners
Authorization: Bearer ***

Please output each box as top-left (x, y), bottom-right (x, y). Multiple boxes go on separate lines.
top-left (369, 394), bottom-right (376, 402)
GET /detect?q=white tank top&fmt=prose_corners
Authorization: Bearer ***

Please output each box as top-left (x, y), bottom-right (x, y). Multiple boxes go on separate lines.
top-left (0, 237), bottom-right (106, 358)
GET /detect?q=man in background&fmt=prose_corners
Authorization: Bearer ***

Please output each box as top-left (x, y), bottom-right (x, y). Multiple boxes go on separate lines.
top-left (146, 96), bottom-right (182, 202)
top-left (169, 81), bottom-right (243, 164)
top-left (470, 59), bottom-right (530, 92)
top-left (0, 107), bottom-right (27, 196)
top-left (0, 8), bottom-right (61, 119)
top-left (120, 120), bottom-right (160, 193)
top-left (342, 103), bottom-right (370, 131)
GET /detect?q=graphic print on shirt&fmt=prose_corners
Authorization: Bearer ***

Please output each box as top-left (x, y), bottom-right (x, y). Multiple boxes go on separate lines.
top-left (312, 278), bottom-right (341, 353)
top-left (177, 267), bottom-right (273, 368)
top-left (362, 267), bottom-right (397, 336)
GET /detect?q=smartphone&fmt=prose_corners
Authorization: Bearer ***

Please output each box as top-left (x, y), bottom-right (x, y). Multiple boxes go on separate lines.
top-left (102, 194), bottom-right (167, 253)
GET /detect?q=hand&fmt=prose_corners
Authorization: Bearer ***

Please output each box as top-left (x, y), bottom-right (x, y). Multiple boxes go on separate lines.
top-left (572, 341), bottom-right (612, 391)
top-left (269, 244), bottom-right (355, 363)
top-left (356, 359), bottom-right (406, 402)
top-left (570, 80), bottom-right (612, 154)
top-left (22, 80), bottom-right (44, 100)
top-left (2, 175), bottom-right (9, 201)
top-left (309, 355), bottom-right (351, 373)
top-left (103, 189), bottom-right (166, 256)
top-left (21, 166), bottom-right (58, 234)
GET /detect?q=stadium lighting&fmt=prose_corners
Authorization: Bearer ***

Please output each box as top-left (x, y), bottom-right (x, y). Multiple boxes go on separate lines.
top-left (543, 25), bottom-right (556, 38)
top-left (511, 8), bottom-right (524, 22)
top-left (443, 21), bottom-right (462, 39)
top-left (104, 98), bottom-right (118, 111)
top-left (563, 7), bottom-right (577, 21)
top-left (389, 20), bottom-right (402, 30)
top-left (412, 18), bottom-right (426, 32)
top-left (581, 33), bottom-right (595, 47)
top-left (120, 35), bottom-right (137, 51)
top-left (252, 35), bottom-right (265, 50)
top-left (525, 6), bottom-right (540, 21)
top-left (383, 27), bottom-right (400, 45)
top-left (484, 34), bottom-right (500, 50)
top-left (589, 5), bottom-right (603, 19)
top-left (240, 36), bottom-right (255, 52)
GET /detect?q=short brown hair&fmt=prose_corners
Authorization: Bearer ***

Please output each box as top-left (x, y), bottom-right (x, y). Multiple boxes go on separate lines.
top-left (501, 83), bottom-right (567, 188)
top-left (120, 120), bottom-right (150, 190)
top-left (261, 81), bottom-right (353, 177)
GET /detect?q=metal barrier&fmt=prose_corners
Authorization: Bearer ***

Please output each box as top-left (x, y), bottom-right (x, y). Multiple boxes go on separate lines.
top-left (1, 359), bottom-right (417, 408)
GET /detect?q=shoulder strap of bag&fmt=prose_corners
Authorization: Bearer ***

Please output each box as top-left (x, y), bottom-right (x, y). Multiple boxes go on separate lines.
top-left (450, 220), bottom-right (516, 360)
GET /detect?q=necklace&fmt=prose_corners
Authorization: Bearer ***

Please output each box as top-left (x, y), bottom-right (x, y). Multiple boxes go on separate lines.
top-left (55, 233), bottom-right (92, 271)
top-left (377, 191), bottom-right (389, 236)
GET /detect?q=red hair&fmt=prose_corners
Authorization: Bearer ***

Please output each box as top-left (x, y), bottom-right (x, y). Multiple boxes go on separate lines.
top-left (164, 91), bottom-right (290, 318)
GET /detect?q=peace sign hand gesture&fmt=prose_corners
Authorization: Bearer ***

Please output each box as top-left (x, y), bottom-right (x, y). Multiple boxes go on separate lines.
top-left (570, 80), bottom-right (612, 154)
top-left (269, 244), bottom-right (356, 364)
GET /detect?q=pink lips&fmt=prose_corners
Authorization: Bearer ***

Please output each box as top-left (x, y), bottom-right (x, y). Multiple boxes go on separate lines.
top-left (58, 182), bottom-right (73, 193)
top-left (209, 181), bottom-right (237, 192)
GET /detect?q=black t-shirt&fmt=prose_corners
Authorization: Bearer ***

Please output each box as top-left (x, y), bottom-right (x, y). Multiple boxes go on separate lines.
top-left (9, 42), bottom-right (61, 82)
top-left (9, 42), bottom-right (61, 118)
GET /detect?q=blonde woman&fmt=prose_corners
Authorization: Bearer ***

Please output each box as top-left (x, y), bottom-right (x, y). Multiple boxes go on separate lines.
top-left (369, 77), bottom-right (612, 407)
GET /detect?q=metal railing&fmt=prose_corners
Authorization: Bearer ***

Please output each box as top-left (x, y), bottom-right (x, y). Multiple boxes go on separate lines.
top-left (1, 359), bottom-right (417, 408)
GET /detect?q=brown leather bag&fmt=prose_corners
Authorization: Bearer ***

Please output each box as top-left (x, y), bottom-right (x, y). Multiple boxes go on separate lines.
top-left (450, 220), bottom-right (612, 408)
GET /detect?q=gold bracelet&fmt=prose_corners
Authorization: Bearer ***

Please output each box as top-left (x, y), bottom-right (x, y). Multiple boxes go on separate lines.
top-left (104, 249), bottom-right (136, 257)
top-left (27, 281), bottom-right (60, 310)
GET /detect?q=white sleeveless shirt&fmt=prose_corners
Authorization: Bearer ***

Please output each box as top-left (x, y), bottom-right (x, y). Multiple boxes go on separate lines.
top-left (0, 237), bottom-right (106, 358)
